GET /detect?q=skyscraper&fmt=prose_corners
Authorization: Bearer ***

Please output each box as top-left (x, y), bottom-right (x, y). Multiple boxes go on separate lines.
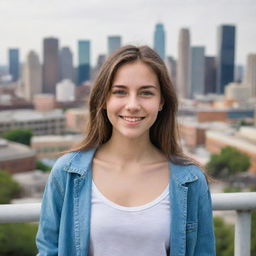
top-left (153, 23), bottom-right (166, 60)
top-left (23, 51), bottom-right (42, 101)
top-left (205, 57), bottom-right (217, 94)
top-left (244, 53), bottom-right (256, 98)
top-left (165, 56), bottom-right (177, 89)
top-left (78, 40), bottom-right (91, 85)
top-left (177, 28), bottom-right (190, 99)
top-left (43, 37), bottom-right (59, 94)
top-left (8, 48), bottom-right (19, 82)
top-left (108, 36), bottom-right (121, 55)
top-left (189, 46), bottom-right (205, 98)
top-left (216, 25), bottom-right (236, 94)
top-left (60, 47), bottom-right (73, 82)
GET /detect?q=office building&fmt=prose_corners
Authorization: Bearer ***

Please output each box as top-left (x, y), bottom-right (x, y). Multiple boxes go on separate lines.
top-left (165, 56), bottom-right (177, 89)
top-left (56, 79), bottom-right (75, 102)
top-left (0, 139), bottom-right (36, 174)
top-left (216, 25), bottom-right (236, 94)
top-left (225, 82), bottom-right (250, 102)
top-left (244, 53), bottom-right (256, 98)
top-left (8, 48), bottom-right (19, 82)
top-left (78, 40), bottom-right (91, 85)
top-left (177, 28), bottom-right (190, 98)
top-left (108, 36), bottom-right (121, 55)
top-left (234, 65), bottom-right (244, 83)
top-left (59, 47), bottom-right (74, 82)
top-left (153, 23), bottom-right (166, 60)
top-left (189, 46), bottom-right (205, 98)
top-left (42, 37), bottom-right (60, 94)
top-left (205, 57), bottom-right (217, 94)
top-left (23, 51), bottom-right (42, 101)
top-left (0, 109), bottom-right (65, 136)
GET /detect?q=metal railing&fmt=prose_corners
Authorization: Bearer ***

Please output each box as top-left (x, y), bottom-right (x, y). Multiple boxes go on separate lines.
top-left (0, 192), bottom-right (256, 256)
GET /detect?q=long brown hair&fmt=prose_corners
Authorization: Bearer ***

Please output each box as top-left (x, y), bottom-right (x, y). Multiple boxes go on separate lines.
top-left (68, 45), bottom-right (196, 165)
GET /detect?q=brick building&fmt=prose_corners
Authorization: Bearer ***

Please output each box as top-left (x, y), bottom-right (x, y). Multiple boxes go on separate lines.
top-left (0, 139), bottom-right (36, 174)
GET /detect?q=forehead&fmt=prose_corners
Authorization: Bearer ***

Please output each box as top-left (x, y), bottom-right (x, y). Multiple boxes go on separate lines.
top-left (112, 61), bottom-right (159, 87)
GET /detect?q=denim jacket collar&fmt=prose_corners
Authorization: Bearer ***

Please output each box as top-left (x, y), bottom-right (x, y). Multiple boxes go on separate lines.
top-left (63, 148), bottom-right (198, 185)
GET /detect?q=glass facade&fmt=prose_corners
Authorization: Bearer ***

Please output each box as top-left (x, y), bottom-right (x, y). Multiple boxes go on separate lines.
top-left (216, 25), bottom-right (236, 94)
top-left (78, 40), bottom-right (91, 85)
top-left (8, 48), bottom-right (19, 82)
top-left (153, 23), bottom-right (165, 60)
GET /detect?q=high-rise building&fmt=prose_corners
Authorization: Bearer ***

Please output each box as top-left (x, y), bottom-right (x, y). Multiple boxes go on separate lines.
top-left (23, 51), bottom-right (42, 101)
top-left (177, 28), bottom-right (190, 99)
top-left (78, 40), bottom-right (91, 85)
top-left (165, 56), bottom-right (177, 89)
top-left (8, 48), bottom-right (19, 82)
top-left (205, 57), bottom-right (217, 94)
top-left (108, 36), bottom-right (121, 55)
top-left (42, 37), bottom-right (60, 94)
top-left (153, 23), bottom-right (166, 60)
top-left (189, 46), bottom-right (205, 98)
top-left (216, 25), bottom-right (236, 94)
top-left (244, 53), bottom-right (256, 98)
top-left (234, 65), bottom-right (244, 83)
top-left (92, 54), bottom-right (107, 80)
top-left (59, 47), bottom-right (74, 82)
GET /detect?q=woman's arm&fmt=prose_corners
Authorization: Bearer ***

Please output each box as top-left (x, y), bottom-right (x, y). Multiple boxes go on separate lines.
top-left (36, 171), bottom-right (64, 256)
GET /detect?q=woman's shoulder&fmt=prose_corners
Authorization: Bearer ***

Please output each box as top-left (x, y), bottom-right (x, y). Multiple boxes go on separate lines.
top-left (170, 162), bottom-right (209, 193)
top-left (51, 148), bottom-right (97, 176)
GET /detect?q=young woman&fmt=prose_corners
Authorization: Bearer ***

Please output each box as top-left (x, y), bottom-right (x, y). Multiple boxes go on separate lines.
top-left (36, 45), bottom-right (216, 256)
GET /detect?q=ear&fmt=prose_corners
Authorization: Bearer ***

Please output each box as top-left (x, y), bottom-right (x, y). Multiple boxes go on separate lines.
top-left (159, 98), bottom-right (164, 111)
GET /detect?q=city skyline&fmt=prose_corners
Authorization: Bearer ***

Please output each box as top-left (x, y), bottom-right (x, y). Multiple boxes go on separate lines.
top-left (0, 0), bottom-right (255, 66)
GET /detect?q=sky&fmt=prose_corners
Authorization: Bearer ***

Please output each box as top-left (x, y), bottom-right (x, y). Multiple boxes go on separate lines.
top-left (0, 0), bottom-right (255, 66)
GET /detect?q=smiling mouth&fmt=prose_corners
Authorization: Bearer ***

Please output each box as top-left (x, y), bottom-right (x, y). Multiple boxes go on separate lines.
top-left (119, 116), bottom-right (145, 122)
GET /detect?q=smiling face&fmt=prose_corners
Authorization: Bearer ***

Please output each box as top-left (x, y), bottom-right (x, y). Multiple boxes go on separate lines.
top-left (106, 61), bottom-right (163, 141)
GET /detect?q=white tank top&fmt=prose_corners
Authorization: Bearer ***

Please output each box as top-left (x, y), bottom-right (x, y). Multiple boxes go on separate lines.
top-left (89, 180), bottom-right (170, 256)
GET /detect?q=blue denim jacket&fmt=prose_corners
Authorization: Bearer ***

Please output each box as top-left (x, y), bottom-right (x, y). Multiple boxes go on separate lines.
top-left (36, 148), bottom-right (216, 256)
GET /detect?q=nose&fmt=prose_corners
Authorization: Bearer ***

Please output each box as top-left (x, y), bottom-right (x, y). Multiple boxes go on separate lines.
top-left (125, 95), bottom-right (141, 112)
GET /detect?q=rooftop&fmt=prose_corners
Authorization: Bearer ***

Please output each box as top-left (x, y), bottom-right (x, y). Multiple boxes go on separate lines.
top-left (0, 139), bottom-right (35, 161)
top-left (0, 109), bottom-right (64, 122)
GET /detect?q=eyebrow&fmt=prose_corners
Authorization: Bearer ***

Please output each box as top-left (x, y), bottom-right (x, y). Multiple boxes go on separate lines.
top-left (112, 85), bottom-right (158, 89)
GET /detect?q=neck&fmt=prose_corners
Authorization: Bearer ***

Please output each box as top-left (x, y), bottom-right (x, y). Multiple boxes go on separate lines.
top-left (99, 132), bottom-right (159, 164)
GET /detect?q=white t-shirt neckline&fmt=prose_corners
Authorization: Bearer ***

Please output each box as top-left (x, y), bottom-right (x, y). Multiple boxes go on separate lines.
top-left (92, 180), bottom-right (169, 212)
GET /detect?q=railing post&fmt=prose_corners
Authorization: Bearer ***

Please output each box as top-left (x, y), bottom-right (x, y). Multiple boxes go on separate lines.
top-left (235, 211), bottom-right (251, 256)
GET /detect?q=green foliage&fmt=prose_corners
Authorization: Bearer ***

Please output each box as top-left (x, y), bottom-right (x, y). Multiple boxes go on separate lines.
top-left (214, 217), bottom-right (234, 256)
top-left (223, 186), bottom-right (241, 193)
top-left (214, 213), bottom-right (256, 256)
top-left (0, 170), bottom-right (21, 204)
top-left (36, 160), bottom-right (51, 172)
top-left (207, 146), bottom-right (251, 178)
top-left (0, 223), bottom-right (38, 256)
top-left (2, 128), bottom-right (33, 146)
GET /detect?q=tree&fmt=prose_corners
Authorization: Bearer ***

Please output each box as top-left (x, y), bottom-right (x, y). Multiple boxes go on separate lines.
top-left (214, 217), bottom-right (234, 256)
top-left (2, 128), bottom-right (33, 146)
top-left (206, 146), bottom-right (251, 178)
top-left (0, 170), bottom-right (21, 204)
top-left (36, 160), bottom-right (51, 172)
top-left (0, 223), bottom-right (38, 256)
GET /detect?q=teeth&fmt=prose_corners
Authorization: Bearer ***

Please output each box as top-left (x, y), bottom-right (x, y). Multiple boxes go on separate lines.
top-left (122, 116), bottom-right (143, 122)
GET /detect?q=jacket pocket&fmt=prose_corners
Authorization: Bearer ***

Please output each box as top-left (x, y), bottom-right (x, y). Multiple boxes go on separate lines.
top-left (186, 222), bottom-right (198, 255)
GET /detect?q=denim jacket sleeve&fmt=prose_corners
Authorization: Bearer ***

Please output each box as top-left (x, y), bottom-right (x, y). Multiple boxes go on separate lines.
top-left (195, 187), bottom-right (216, 255)
top-left (36, 166), bottom-right (65, 256)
